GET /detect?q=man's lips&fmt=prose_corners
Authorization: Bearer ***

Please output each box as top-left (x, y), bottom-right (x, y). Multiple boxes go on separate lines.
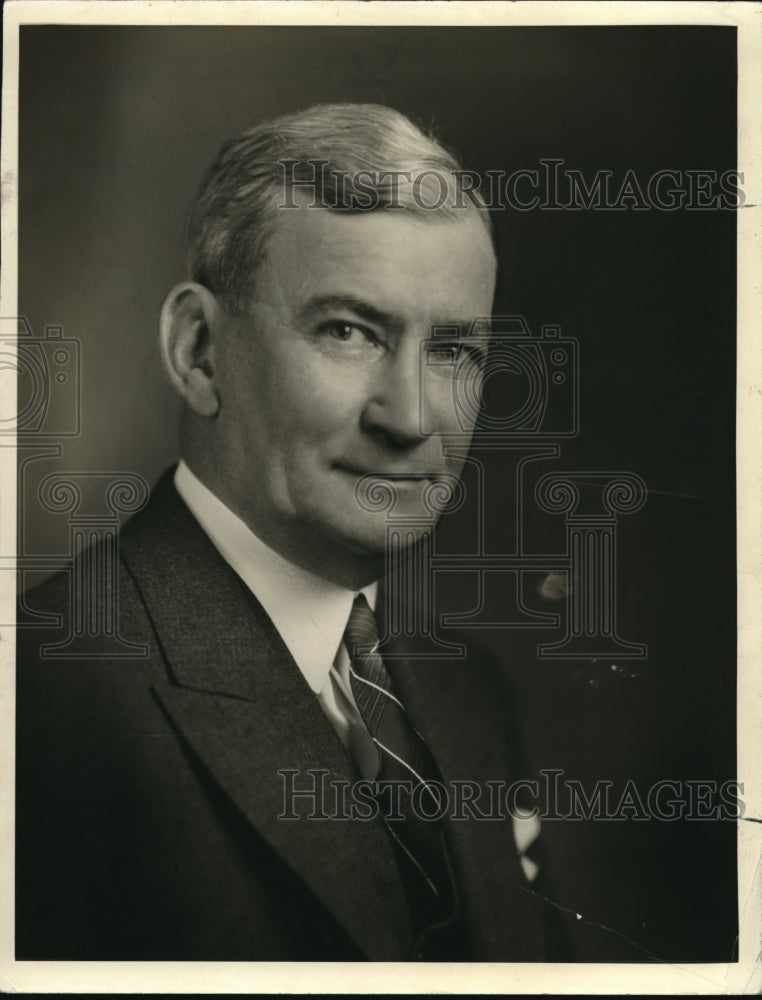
top-left (334, 464), bottom-right (460, 512)
top-left (334, 464), bottom-right (443, 481)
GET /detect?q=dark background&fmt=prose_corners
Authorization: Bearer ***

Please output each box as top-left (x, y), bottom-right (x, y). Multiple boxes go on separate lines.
top-left (18, 26), bottom-right (737, 962)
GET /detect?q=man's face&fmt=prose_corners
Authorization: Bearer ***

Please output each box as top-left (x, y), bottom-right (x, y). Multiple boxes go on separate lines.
top-left (211, 205), bottom-right (496, 578)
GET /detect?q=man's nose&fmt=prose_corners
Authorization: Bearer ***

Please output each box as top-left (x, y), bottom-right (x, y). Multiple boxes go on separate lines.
top-left (361, 340), bottom-right (446, 450)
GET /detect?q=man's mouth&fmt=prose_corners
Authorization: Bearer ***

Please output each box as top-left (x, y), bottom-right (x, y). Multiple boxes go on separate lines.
top-left (335, 465), bottom-right (440, 483)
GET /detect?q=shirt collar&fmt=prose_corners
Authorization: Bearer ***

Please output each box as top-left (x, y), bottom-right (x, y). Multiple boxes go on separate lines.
top-left (174, 460), bottom-right (377, 694)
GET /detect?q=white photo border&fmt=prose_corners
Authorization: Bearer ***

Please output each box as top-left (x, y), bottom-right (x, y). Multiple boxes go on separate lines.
top-left (1, 1), bottom-right (760, 994)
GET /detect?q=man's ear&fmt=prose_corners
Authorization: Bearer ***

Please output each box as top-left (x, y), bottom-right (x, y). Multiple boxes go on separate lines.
top-left (159, 282), bottom-right (222, 418)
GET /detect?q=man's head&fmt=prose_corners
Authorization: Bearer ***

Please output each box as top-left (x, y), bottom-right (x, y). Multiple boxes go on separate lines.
top-left (161, 103), bottom-right (497, 587)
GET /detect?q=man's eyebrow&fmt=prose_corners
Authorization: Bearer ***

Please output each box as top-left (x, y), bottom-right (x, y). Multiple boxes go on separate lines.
top-left (300, 295), bottom-right (492, 336)
top-left (432, 318), bottom-right (493, 338)
top-left (464, 317), bottom-right (493, 337)
top-left (298, 294), bottom-right (401, 329)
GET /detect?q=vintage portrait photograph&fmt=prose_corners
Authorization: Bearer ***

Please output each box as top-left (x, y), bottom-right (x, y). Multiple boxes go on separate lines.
top-left (1, 0), bottom-right (760, 994)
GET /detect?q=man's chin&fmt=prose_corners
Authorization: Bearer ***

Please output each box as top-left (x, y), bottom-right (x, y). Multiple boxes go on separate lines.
top-left (323, 513), bottom-right (436, 559)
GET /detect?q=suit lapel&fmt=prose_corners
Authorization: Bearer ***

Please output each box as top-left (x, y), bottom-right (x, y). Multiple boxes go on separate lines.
top-left (120, 473), bottom-right (412, 959)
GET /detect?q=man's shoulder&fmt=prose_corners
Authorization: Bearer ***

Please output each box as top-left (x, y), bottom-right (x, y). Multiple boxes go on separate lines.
top-left (18, 465), bottom-right (216, 636)
top-left (15, 469), bottom-right (187, 721)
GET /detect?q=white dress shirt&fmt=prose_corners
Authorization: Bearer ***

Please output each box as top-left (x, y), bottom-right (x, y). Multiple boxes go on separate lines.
top-left (174, 460), bottom-right (539, 878)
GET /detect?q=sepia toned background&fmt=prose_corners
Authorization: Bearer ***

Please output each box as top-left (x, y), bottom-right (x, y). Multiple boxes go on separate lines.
top-left (17, 25), bottom-right (737, 962)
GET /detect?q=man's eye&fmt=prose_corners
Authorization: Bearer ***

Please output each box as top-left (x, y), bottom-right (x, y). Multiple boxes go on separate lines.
top-left (428, 342), bottom-right (486, 369)
top-left (323, 321), bottom-right (373, 343)
top-left (428, 345), bottom-right (460, 364)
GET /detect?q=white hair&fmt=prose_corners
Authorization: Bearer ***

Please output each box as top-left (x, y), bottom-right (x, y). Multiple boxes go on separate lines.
top-left (186, 102), bottom-right (494, 313)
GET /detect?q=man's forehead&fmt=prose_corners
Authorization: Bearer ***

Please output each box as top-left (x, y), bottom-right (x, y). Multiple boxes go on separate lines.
top-left (268, 205), bottom-right (494, 260)
top-left (260, 206), bottom-right (497, 314)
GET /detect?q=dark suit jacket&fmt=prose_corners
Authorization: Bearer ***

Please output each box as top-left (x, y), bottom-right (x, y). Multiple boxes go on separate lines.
top-left (16, 470), bottom-right (547, 961)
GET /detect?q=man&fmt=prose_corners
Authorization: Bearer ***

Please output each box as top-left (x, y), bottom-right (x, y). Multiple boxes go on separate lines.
top-left (16, 104), bottom-right (547, 961)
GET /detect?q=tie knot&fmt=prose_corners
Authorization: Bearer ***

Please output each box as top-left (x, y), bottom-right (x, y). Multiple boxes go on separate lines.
top-left (343, 593), bottom-right (380, 659)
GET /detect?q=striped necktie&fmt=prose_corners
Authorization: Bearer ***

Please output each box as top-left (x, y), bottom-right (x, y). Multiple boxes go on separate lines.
top-left (344, 593), bottom-right (458, 949)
